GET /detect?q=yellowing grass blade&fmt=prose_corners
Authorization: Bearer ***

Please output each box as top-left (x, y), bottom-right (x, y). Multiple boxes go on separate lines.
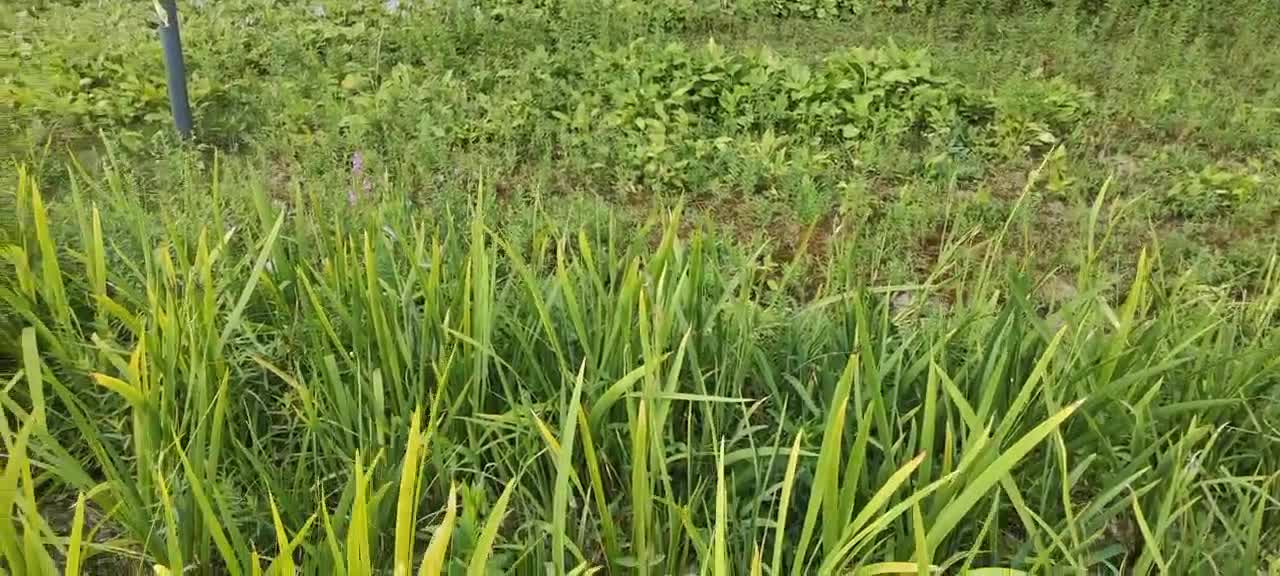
top-left (854, 562), bottom-right (934, 575)
top-left (1, 422), bottom-right (33, 574)
top-left (347, 454), bottom-right (372, 576)
top-left (155, 467), bottom-right (184, 574)
top-left (712, 441), bottom-right (729, 576)
top-left (793, 354), bottom-right (855, 576)
top-left (321, 506), bottom-right (346, 576)
top-left (30, 177), bottom-right (70, 326)
top-left (395, 409), bottom-right (426, 576)
top-left (65, 493), bottom-right (88, 576)
top-left (89, 373), bottom-right (147, 409)
top-left (419, 484), bottom-right (458, 576)
top-left (818, 453), bottom-right (927, 573)
top-left (847, 453), bottom-right (926, 543)
top-left (467, 475), bottom-right (518, 576)
top-left (95, 294), bottom-right (142, 334)
top-left (576, 406), bottom-right (620, 566)
top-left (631, 399), bottom-right (651, 576)
top-left (268, 496), bottom-right (294, 576)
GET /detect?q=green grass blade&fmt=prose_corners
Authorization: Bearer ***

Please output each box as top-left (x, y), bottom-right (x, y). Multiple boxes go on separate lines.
top-left (176, 445), bottom-right (243, 576)
top-left (218, 211), bottom-right (285, 350)
top-left (21, 328), bottom-right (45, 428)
top-left (576, 407), bottom-right (620, 567)
top-left (553, 364), bottom-right (587, 576)
top-left (770, 431), bottom-right (804, 575)
top-left (912, 502), bottom-right (928, 576)
top-left (467, 474), bottom-right (519, 576)
top-left (631, 399), bottom-right (652, 576)
top-left (926, 400), bottom-right (1084, 553)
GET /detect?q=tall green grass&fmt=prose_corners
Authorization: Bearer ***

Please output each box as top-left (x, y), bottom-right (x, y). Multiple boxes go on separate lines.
top-left (1, 161), bottom-right (1278, 574)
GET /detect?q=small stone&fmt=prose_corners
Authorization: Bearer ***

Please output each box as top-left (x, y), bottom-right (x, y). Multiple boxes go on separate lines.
top-left (891, 291), bottom-right (915, 312)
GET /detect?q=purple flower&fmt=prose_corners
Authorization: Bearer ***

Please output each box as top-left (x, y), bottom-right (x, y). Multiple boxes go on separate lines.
top-left (350, 151), bottom-right (373, 205)
top-left (352, 151), bottom-right (365, 175)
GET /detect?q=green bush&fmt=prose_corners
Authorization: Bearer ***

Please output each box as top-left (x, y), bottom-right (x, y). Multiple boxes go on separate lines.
top-left (2, 3), bottom-right (241, 150)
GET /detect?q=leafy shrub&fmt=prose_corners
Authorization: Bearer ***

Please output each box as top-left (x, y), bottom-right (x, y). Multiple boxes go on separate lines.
top-left (2, 4), bottom-right (237, 149)
top-left (552, 39), bottom-right (1082, 188)
top-left (989, 77), bottom-right (1093, 155)
top-left (768, 0), bottom-right (865, 18)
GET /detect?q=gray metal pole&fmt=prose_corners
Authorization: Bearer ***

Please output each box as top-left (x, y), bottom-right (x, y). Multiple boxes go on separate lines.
top-left (159, 0), bottom-right (193, 139)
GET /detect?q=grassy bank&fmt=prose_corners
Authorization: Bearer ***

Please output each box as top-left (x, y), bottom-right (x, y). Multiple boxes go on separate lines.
top-left (3, 0), bottom-right (1280, 574)
top-left (3, 158), bottom-right (1279, 573)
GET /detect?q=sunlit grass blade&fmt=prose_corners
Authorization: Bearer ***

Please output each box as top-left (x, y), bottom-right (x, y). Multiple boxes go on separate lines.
top-left (394, 409), bottom-right (426, 576)
top-left (29, 174), bottom-right (70, 326)
top-left (65, 492), bottom-right (87, 576)
top-left (912, 502), bottom-right (928, 576)
top-left (155, 467), bottom-right (184, 574)
top-left (853, 562), bottom-right (932, 575)
top-left (347, 453), bottom-right (372, 576)
top-left (0, 420), bottom-right (35, 574)
top-left (419, 484), bottom-right (458, 576)
top-left (3, 159), bottom-right (1278, 574)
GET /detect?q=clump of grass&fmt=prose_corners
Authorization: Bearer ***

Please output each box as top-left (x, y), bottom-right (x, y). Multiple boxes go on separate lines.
top-left (1, 161), bottom-right (1278, 574)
